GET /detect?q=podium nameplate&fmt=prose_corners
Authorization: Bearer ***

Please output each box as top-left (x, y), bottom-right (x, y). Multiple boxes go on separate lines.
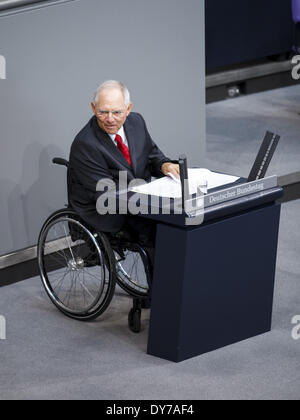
top-left (186, 175), bottom-right (279, 221)
top-left (204, 175), bottom-right (278, 208)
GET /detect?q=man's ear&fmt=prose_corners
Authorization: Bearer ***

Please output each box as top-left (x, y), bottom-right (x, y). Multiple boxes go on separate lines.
top-left (91, 102), bottom-right (96, 114)
top-left (127, 103), bottom-right (133, 116)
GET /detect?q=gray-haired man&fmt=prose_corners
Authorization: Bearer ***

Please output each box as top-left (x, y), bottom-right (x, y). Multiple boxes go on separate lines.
top-left (69, 80), bottom-right (179, 247)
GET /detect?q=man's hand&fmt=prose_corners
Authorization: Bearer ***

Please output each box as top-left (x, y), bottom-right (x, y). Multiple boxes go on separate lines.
top-left (161, 162), bottom-right (180, 179)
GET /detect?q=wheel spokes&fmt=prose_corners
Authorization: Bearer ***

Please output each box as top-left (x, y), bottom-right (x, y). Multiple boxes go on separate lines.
top-left (40, 217), bottom-right (106, 314)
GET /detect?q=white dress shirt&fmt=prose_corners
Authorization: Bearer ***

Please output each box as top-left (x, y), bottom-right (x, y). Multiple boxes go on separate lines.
top-left (109, 126), bottom-right (129, 149)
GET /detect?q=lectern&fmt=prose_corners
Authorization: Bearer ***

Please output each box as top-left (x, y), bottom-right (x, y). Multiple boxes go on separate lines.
top-left (141, 176), bottom-right (283, 362)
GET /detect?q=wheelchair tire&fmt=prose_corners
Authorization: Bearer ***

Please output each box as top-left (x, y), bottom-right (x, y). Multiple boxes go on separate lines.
top-left (128, 308), bottom-right (141, 333)
top-left (114, 243), bottom-right (152, 298)
top-left (37, 208), bottom-right (116, 321)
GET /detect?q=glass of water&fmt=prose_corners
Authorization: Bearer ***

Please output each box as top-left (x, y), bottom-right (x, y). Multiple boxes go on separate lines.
top-left (197, 177), bottom-right (208, 195)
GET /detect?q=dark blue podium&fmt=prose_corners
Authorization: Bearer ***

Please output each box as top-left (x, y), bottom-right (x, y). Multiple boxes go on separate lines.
top-left (142, 178), bottom-right (283, 362)
top-left (119, 175), bottom-right (283, 362)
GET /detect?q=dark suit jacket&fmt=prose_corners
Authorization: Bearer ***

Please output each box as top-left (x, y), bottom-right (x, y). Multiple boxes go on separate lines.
top-left (68, 112), bottom-right (171, 233)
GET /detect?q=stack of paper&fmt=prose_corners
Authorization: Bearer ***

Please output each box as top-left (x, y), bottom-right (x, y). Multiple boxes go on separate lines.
top-left (130, 169), bottom-right (239, 198)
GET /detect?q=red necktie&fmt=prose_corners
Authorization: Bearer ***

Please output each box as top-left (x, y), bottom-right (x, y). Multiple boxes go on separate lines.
top-left (115, 134), bottom-right (132, 166)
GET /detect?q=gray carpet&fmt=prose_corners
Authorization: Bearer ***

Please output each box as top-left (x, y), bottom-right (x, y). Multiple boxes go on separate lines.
top-left (0, 85), bottom-right (300, 400)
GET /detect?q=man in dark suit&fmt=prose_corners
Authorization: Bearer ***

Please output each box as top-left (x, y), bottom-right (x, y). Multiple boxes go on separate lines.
top-left (68, 80), bottom-right (179, 247)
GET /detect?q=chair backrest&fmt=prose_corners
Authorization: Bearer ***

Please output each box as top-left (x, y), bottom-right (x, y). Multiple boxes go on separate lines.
top-left (53, 157), bottom-right (71, 207)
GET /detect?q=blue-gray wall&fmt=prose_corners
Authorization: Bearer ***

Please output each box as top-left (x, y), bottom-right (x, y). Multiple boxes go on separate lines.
top-left (0, 0), bottom-right (205, 256)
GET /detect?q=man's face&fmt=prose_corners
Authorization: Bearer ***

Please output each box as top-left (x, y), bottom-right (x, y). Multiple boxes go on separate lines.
top-left (91, 88), bottom-right (132, 135)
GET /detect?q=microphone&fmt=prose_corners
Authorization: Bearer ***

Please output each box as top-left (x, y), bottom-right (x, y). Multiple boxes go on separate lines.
top-left (179, 154), bottom-right (189, 211)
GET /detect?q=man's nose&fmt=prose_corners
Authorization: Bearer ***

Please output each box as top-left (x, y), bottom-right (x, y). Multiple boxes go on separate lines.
top-left (106, 112), bottom-right (114, 122)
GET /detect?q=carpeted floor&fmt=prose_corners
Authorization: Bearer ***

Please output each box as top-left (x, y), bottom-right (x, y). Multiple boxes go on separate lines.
top-left (0, 85), bottom-right (299, 400)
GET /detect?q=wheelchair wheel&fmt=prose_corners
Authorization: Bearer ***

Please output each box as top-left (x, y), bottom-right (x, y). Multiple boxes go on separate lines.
top-left (114, 243), bottom-right (151, 298)
top-left (37, 209), bottom-right (116, 321)
top-left (128, 307), bottom-right (141, 333)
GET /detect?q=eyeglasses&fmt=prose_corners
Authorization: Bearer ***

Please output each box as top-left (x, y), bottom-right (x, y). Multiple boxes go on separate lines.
top-left (95, 110), bottom-right (126, 118)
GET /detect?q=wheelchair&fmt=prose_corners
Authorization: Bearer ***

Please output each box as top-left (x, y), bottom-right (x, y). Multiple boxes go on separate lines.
top-left (37, 158), bottom-right (152, 333)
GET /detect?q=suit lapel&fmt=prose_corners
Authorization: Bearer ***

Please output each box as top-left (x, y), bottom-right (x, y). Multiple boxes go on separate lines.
top-left (91, 117), bottom-right (133, 172)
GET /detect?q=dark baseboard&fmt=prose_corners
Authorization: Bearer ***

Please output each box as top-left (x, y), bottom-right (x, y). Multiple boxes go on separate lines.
top-left (206, 56), bottom-right (300, 103)
top-left (206, 70), bottom-right (300, 103)
top-left (278, 172), bottom-right (300, 203)
top-left (280, 183), bottom-right (300, 203)
top-left (0, 258), bottom-right (39, 288)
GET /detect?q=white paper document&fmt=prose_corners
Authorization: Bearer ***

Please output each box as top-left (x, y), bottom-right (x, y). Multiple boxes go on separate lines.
top-left (130, 168), bottom-right (240, 198)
